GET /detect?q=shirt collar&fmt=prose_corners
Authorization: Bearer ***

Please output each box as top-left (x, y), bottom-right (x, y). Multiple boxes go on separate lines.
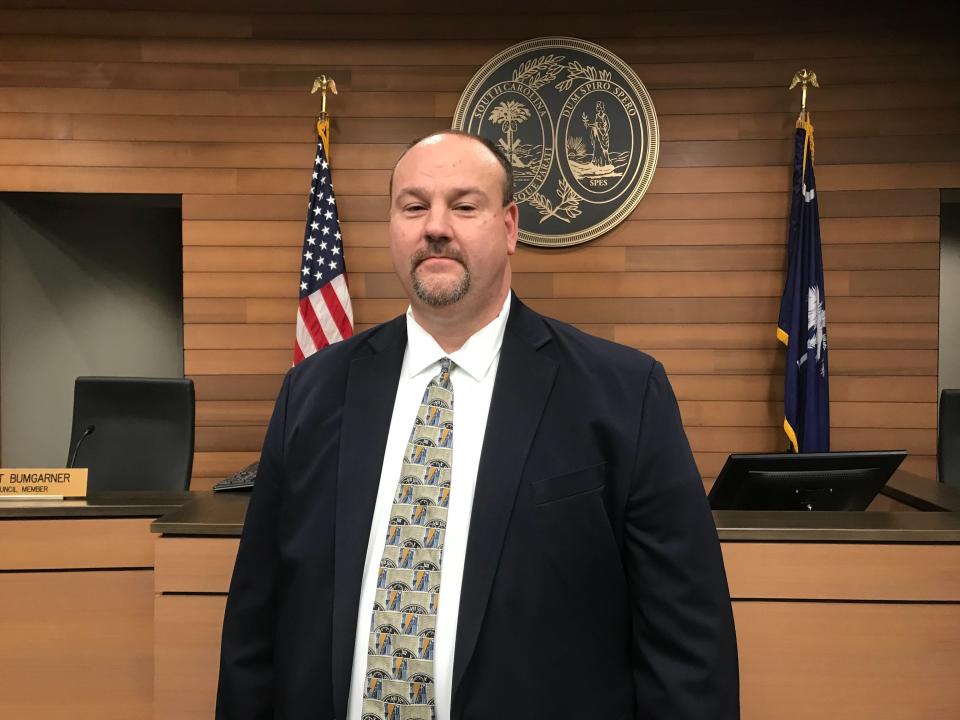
top-left (403, 292), bottom-right (511, 382)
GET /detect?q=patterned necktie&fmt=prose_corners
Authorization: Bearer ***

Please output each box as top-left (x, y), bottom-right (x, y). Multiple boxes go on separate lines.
top-left (363, 358), bottom-right (453, 720)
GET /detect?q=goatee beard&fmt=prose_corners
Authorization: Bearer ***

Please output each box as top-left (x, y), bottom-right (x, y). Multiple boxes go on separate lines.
top-left (409, 247), bottom-right (470, 307)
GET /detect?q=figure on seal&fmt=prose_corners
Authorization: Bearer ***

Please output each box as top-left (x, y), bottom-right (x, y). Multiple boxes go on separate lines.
top-left (581, 100), bottom-right (611, 169)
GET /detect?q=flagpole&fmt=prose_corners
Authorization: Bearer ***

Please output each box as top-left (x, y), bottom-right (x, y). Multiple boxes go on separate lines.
top-left (789, 68), bottom-right (819, 124)
top-left (311, 74), bottom-right (338, 161)
top-left (789, 68), bottom-right (819, 186)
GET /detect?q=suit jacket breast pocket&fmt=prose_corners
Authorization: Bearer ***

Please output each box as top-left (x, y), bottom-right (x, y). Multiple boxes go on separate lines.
top-left (531, 462), bottom-right (607, 505)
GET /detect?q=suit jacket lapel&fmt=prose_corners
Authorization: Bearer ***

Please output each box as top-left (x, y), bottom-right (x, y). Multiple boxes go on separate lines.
top-left (331, 317), bottom-right (406, 718)
top-left (452, 297), bottom-right (558, 695)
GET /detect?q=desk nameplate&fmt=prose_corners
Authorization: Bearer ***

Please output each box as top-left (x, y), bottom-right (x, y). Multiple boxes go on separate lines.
top-left (0, 468), bottom-right (87, 499)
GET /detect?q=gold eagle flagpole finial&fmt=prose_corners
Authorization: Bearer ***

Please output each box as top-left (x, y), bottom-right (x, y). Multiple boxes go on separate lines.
top-left (789, 68), bottom-right (819, 121)
top-left (310, 74), bottom-right (337, 158)
top-left (311, 74), bottom-right (337, 118)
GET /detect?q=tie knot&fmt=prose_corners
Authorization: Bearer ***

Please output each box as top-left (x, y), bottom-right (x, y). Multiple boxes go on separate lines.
top-left (436, 357), bottom-right (453, 389)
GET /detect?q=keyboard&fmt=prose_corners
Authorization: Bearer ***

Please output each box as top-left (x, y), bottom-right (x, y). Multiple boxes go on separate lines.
top-left (213, 462), bottom-right (258, 492)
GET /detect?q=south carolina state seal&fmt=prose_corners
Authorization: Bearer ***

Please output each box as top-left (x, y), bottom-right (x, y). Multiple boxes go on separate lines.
top-left (453, 37), bottom-right (659, 247)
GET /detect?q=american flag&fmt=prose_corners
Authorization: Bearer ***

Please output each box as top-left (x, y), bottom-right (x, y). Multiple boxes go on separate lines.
top-left (294, 117), bottom-right (354, 364)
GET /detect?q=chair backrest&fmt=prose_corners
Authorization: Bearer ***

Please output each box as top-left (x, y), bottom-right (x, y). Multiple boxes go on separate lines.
top-left (67, 377), bottom-right (194, 492)
top-left (939, 389), bottom-right (960, 487)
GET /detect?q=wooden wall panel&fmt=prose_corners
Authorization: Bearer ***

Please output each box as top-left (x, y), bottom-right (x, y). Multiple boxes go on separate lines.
top-left (734, 602), bottom-right (960, 720)
top-left (154, 594), bottom-right (226, 720)
top-left (0, 3), bottom-right (955, 484)
top-left (0, 570), bottom-right (154, 720)
top-left (0, 518), bottom-right (155, 570)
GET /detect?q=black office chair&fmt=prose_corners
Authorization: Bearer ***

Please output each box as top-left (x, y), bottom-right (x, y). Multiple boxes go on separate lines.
top-left (67, 377), bottom-right (195, 492)
top-left (939, 389), bottom-right (960, 487)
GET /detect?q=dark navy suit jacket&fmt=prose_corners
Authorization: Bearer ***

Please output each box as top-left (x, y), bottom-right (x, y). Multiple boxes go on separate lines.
top-left (216, 294), bottom-right (739, 720)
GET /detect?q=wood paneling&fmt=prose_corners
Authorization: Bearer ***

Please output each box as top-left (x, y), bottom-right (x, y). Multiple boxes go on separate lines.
top-left (155, 594), bottom-right (226, 720)
top-left (0, 518), bottom-right (155, 570)
top-left (195, 425), bottom-right (266, 451)
top-left (734, 602), bottom-right (960, 720)
top-left (0, 514), bottom-right (158, 720)
top-left (195, 399), bottom-right (274, 425)
top-left (190, 373), bottom-right (284, 400)
top-left (3, 8), bottom-right (957, 44)
top-left (723, 543), bottom-right (960, 601)
top-left (155, 536), bottom-right (240, 593)
top-left (0, 3), bottom-right (952, 485)
top-left (661, 108), bottom-right (960, 141)
top-left (0, 570), bottom-right (154, 720)
top-left (192, 451), bottom-right (259, 478)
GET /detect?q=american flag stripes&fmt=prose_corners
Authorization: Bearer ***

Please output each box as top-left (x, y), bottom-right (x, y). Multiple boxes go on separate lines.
top-left (294, 117), bottom-right (354, 364)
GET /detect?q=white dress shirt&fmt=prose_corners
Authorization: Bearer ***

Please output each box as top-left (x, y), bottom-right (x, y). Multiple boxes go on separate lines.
top-left (346, 293), bottom-right (511, 720)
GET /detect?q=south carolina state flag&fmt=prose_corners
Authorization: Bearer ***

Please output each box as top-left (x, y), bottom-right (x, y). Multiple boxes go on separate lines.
top-left (777, 113), bottom-right (829, 452)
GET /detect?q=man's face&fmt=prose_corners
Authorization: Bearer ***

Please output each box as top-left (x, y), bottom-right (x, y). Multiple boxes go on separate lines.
top-left (389, 134), bottom-right (518, 313)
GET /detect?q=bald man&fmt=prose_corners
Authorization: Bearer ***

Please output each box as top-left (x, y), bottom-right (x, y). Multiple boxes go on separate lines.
top-left (217, 131), bottom-right (738, 720)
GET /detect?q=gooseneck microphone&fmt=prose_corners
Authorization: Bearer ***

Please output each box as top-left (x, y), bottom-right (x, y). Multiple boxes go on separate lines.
top-left (68, 424), bottom-right (96, 468)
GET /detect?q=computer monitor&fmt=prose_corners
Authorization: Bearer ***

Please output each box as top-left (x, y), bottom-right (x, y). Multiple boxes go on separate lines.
top-left (707, 450), bottom-right (907, 511)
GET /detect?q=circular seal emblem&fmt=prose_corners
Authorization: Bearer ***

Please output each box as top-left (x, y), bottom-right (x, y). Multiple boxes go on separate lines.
top-left (453, 37), bottom-right (659, 247)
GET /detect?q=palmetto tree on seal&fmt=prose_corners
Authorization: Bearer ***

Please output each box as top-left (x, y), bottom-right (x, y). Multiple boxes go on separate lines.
top-left (488, 100), bottom-right (531, 168)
